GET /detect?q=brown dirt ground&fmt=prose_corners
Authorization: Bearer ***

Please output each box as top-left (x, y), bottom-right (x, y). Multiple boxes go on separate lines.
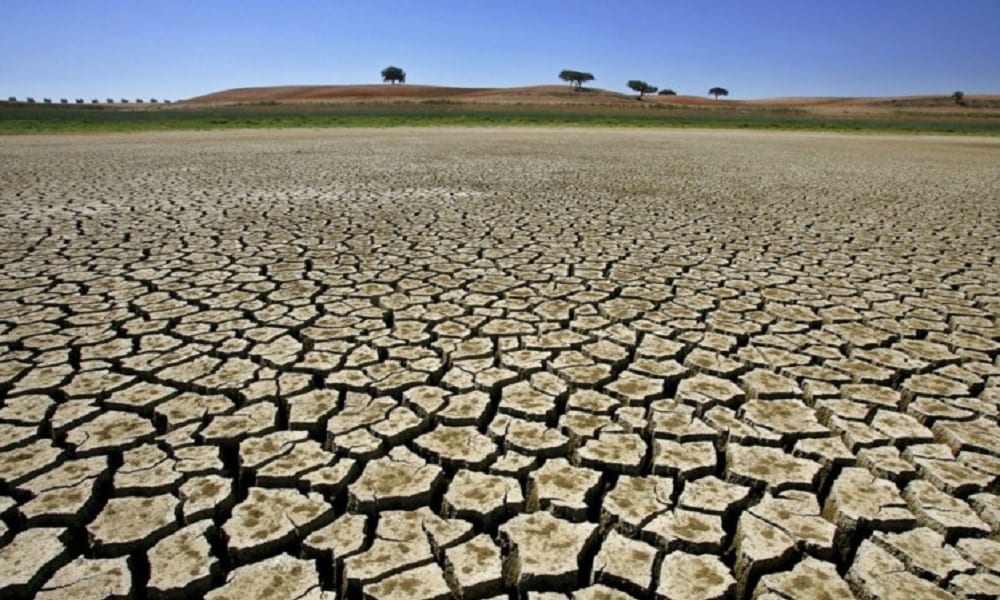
top-left (184, 85), bottom-right (1000, 117)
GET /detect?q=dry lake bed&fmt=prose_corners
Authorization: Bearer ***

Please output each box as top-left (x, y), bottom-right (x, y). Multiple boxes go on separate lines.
top-left (0, 128), bottom-right (998, 599)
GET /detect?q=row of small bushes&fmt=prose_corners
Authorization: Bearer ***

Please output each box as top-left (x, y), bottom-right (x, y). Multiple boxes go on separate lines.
top-left (4, 97), bottom-right (171, 104)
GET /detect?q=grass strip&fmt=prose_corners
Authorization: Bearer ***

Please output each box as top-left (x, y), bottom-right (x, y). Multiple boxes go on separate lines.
top-left (2, 102), bottom-right (998, 135)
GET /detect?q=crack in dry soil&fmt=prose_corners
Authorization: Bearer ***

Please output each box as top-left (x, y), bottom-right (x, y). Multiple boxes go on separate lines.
top-left (0, 128), bottom-right (998, 599)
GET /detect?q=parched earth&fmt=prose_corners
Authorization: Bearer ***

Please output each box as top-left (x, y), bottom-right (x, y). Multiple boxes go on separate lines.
top-left (0, 128), bottom-right (998, 599)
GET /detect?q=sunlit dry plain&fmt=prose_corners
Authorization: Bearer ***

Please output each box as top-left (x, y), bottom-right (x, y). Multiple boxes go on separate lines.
top-left (0, 128), bottom-right (998, 599)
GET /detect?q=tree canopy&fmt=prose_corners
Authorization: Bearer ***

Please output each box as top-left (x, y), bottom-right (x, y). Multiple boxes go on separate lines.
top-left (627, 80), bottom-right (658, 98)
top-left (709, 87), bottom-right (729, 99)
top-left (952, 90), bottom-right (965, 105)
top-left (381, 66), bottom-right (406, 85)
top-left (559, 70), bottom-right (595, 90)
top-left (658, 89), bottom-right (677, 96)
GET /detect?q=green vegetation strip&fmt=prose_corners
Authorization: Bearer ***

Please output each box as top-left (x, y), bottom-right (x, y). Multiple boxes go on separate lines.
top-left (2, 102), bottom-right (998, 135)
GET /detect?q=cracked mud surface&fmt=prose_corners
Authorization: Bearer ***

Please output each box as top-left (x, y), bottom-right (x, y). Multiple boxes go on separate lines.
top-left (0, 127), bottom-right (998, 599)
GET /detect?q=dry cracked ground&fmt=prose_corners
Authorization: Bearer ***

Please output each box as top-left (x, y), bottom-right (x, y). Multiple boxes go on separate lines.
top-left (0, 128), bottom-right (998, 600)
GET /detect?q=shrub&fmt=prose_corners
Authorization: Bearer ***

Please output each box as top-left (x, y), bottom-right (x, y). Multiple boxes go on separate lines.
top-left (658, 89), bottom-right (677, 96)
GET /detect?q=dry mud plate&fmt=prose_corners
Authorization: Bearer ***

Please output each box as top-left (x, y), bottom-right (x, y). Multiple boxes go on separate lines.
top-left (0, 128), bottom-right (998, 599)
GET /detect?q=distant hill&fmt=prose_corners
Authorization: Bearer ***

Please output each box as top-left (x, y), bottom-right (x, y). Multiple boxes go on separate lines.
top-left (182, 84), bottom-right (1000, 115)
top-left (184, 84), bottom-right (631, 104)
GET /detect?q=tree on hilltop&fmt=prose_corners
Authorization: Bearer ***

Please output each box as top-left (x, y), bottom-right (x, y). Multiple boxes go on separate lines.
top-left (381, 66), bottom-right (406, 85)
top-left (709, 87), bottom-right (729, 99)
top-left (952, 90), bottom-right (965, 105)
top-left (627, 80), bottom-right (657, 99)
top-left (559, 70), bottom-right (595, 91)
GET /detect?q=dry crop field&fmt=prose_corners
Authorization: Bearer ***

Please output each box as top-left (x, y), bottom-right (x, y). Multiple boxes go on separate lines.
top-left (0, 128), bottom-right (998, 599)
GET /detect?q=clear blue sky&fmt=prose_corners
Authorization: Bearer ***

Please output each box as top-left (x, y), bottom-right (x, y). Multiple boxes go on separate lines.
top-left (2, 0), bottom-right (998, 101)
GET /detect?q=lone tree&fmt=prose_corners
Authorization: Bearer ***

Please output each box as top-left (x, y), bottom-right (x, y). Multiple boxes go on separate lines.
top-left (627, 80), bottom-right (658, 99)
top-left (559, 69), bottom-right (595, 91)
top-left (658, 89), bottom-right (677, 96)
top-left (381, 66), bottom-right (406, 84)
top-left (952, 90), bottom-right (965, 105)
top-left (709, 87), bottom-right (729, 99)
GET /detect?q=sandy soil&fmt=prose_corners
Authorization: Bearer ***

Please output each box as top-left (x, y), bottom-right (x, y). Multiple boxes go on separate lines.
top-left (0, 129), bottom-right (998, 599)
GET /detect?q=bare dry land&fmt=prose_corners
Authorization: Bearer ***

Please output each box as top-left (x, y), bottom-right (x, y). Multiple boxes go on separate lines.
top-left (0, 128), bottom-right (998, 599)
